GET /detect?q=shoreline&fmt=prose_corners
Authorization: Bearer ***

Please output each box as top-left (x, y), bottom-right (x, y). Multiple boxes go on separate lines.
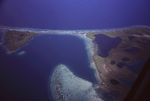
top-left (50, 64), bottom-right (103, 101)
top-left (81, 34), bottom-right (103, 84)
top-left (0, 26), bottom-right (103, 83)
top-left (1, 25), bottom-right (150, 84)
top-left (0, 27), bottom-right (103, 83)
top-left (1, 25), bottom-right (150, 101)
top-left (1, 25), bottom-right (150, 34)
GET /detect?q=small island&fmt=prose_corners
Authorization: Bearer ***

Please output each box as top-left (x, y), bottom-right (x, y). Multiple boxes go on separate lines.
top-left (3, 30), bottom-right (38, 52)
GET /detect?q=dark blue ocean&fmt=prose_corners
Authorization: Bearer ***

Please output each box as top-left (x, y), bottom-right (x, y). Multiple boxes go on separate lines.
top-left (0, 34), bottom-right (96, 101)
top-left (0, 0), bottom-right (150, 29)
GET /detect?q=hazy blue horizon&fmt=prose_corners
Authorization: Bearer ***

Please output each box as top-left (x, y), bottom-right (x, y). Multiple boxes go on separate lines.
top-left (0, 0), bottom-right (150, 30)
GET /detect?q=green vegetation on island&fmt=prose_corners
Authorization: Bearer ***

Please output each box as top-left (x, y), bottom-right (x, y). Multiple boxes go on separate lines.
top-left (87, 27), bottom-right (150, 100)
top-left (3, 30), bottom-right (38, 51)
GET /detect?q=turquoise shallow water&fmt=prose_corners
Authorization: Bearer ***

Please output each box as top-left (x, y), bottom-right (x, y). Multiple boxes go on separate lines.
top-left (0, 34), bottom-right (96, 101)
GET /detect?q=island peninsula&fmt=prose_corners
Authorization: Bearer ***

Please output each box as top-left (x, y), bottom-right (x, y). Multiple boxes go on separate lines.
top-left (86, 27), bottom-right (150, 100)
top-left (0, 26), bottom-right (150, 101)
top-left (0, 29), bottom-right (38, 52)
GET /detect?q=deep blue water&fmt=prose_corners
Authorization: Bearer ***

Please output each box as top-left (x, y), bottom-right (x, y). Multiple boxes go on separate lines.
top-left (0, 34), bottom-right (96, 101)
top-left (94, 34), bottom-right (121, 57)
top-left (0, 0), bottom-right (150, 29)
top-left (128, 36), bottom-right (135, 41)
top-left (124, 47), bottom-right (141, 53)
top-left (0, 31), bottom-right (3, 42)
top-left (119, 78), bottom-right (135, 88)
top-left (117, 62), bottom-right (127, 68)
top-left (116, 60), bottom-right (146, 74)
top-left (119, 60), bottom-right (146, 88)
top-left (126, 60), bottom-right (146, 74)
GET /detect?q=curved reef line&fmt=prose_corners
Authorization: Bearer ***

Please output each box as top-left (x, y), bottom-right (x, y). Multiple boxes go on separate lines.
top-left (50, 64), bottom-right (103, 101)
top-left (0, 27), bottom-right (102, 83)
top-left (1, 25), bottom-right (150, 101)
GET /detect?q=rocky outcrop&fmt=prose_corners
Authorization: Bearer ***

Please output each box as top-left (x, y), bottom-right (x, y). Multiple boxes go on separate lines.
top-left (50, 64), bottom-right (103, 101)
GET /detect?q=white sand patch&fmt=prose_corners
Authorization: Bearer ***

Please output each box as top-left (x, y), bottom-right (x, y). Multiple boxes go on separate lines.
top-left (17, 51), bottom-right (26, 56)
top-left (133, 34), bottom-right (150, 39)
top-left (143, 34), bottom-right (150, 38)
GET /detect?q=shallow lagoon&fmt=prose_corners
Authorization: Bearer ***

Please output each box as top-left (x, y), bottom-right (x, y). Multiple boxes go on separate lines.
top-left (0, 34), bottom-right (96, 101)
